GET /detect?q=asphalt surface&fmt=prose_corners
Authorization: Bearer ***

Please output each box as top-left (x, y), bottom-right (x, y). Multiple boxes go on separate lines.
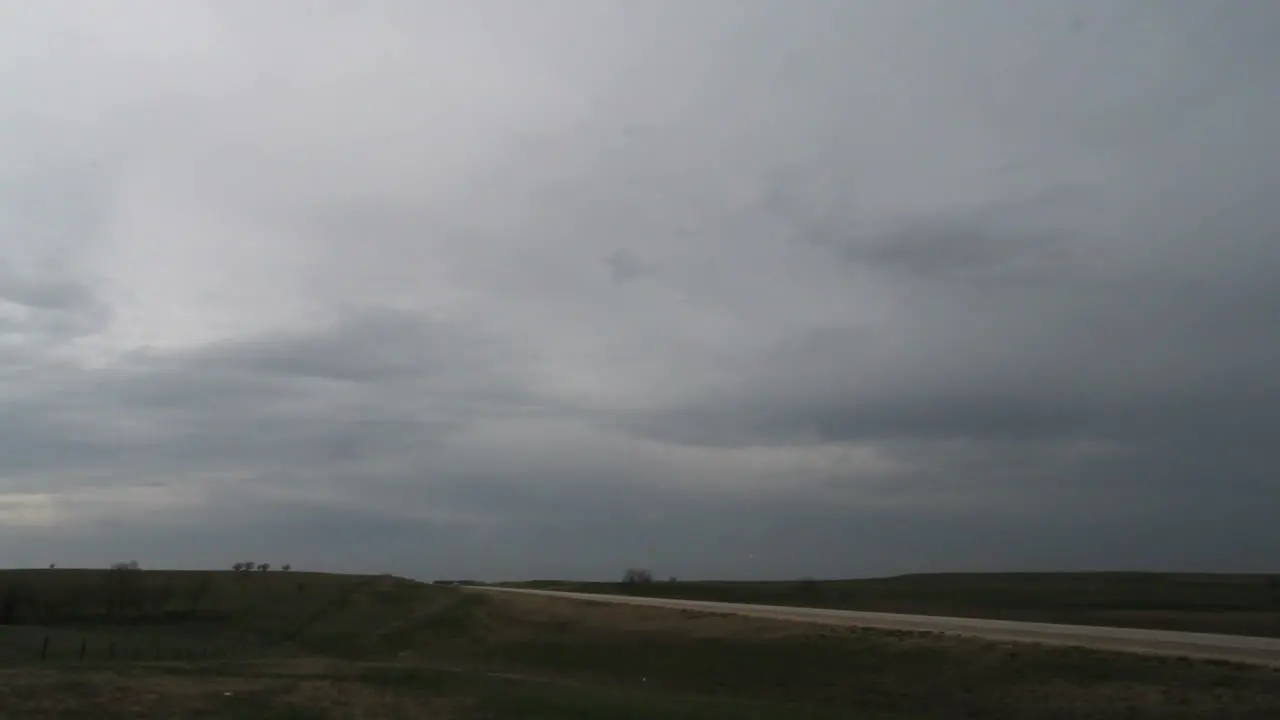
top-left (475, 586), bottom-right (1280, 666)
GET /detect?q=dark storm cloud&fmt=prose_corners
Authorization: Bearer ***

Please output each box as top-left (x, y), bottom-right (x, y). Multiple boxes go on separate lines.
top-left (1, 1), bottom-right (1278, 578)
top-left (605, 248), bottom-right (646, 284)
top-left (0, 275), bottom-right (96, 313)
top-left (0, 273), bottom-right (111, 347)
top-left (142, 308), bottom-right (521, 389)
top-left (0, 308), bottom-right (541, 489)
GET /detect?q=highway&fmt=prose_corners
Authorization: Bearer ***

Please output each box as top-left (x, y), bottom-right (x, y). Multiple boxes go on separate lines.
top-left (475, 587), bottom-right (1280, 667)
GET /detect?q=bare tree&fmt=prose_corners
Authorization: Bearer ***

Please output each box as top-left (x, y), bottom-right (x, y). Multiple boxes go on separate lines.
top-left (48, 563), bottom-right (56, 569)
top-left (281, 563), bottom-right (292, 571)
top-left (622, 568), bottom-right (654, 584)
top-left (257, 563), bottom-right (270, 572)
top-left (232, 562), bottom-right (244, 572)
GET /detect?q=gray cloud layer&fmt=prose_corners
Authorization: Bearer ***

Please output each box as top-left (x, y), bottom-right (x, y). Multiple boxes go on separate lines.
top-left (1, 1), bottom-right (1277, 579)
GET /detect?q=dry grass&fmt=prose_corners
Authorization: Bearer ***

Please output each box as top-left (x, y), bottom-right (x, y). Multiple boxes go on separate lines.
top-left (0, 666), bottom-right (472, 719)
top-left (510, 572), bottom-right (1280, 637)
top-left (3, 572), bottom-right (1280, 718)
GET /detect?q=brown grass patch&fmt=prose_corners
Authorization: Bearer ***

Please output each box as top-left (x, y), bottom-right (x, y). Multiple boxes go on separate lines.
top-left (483, 591), bottom-right (827, 639)
top-left (0, 665), bottom-right (471, 719)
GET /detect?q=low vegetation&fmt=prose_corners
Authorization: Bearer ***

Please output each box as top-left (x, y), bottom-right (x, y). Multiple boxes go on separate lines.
top-left (507, 571), bottom-right (1280, 637)
top-left (0, 568), bottom-right (1277, 718)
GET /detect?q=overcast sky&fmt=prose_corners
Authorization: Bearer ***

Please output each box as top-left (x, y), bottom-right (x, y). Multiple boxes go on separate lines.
top-left (1, 1), bottom-right (1277, 581)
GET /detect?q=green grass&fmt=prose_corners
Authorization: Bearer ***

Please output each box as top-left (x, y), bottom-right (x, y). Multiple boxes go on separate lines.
top-left (503, 572), bottom-right (1280, 637)
top-left (1, 569), bottom-right (1278, 718)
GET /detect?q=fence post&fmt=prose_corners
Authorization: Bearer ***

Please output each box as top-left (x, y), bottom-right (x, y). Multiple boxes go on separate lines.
top-left (40, 636), bottom-right (49, 662)
top-left (79, 638), bottom-right (86, 661)
top-left (109, 640), bottom-right (116, 660)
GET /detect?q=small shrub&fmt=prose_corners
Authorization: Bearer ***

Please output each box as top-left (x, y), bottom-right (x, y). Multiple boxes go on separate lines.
top-left (622, 568), bottom-right (654, 584)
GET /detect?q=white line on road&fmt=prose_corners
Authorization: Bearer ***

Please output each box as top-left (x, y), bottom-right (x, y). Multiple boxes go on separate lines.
top-left (473, 586), bottom-right (1280, 667)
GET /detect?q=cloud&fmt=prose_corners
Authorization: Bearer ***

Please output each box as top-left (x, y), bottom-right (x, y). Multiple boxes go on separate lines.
top-left (0, 1), bottom-right (1277, 579)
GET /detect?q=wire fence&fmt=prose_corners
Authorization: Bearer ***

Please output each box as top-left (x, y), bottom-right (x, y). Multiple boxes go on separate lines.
top-left (0, 574), bottom-right (395, 667)
top-left (44, 636), bottom-right (192, 663)
top-left (12, 633), bottom-right (275, 665)
top-left (0, 623), bottom-right (285, 667)
top-left (0, 578), bottom-right (389, 667)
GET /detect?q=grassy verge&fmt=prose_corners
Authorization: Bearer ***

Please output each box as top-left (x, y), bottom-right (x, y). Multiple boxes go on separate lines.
top-left (503, 572), bottom-right (1280, 637)
top-left (1, 571), bottom-right (1278, 718)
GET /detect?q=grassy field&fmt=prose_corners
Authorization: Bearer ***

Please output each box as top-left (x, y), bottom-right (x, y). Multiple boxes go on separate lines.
top-left (0, 569), bottom-right (1278, 718)
top-left (503, 572), bottom-right (1280, 638)
top-left (0, 568), bottom-right (385, 665)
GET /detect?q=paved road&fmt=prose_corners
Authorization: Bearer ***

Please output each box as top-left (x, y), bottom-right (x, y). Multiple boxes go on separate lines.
top-left (474, 587), bottom-right (1280, 667)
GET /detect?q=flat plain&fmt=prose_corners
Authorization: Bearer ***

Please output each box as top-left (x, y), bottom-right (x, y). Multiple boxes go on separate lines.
top-left (1, 569), bottom-right (1278, 718)
top-left (502, 572), bottom-right (1280, 637)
